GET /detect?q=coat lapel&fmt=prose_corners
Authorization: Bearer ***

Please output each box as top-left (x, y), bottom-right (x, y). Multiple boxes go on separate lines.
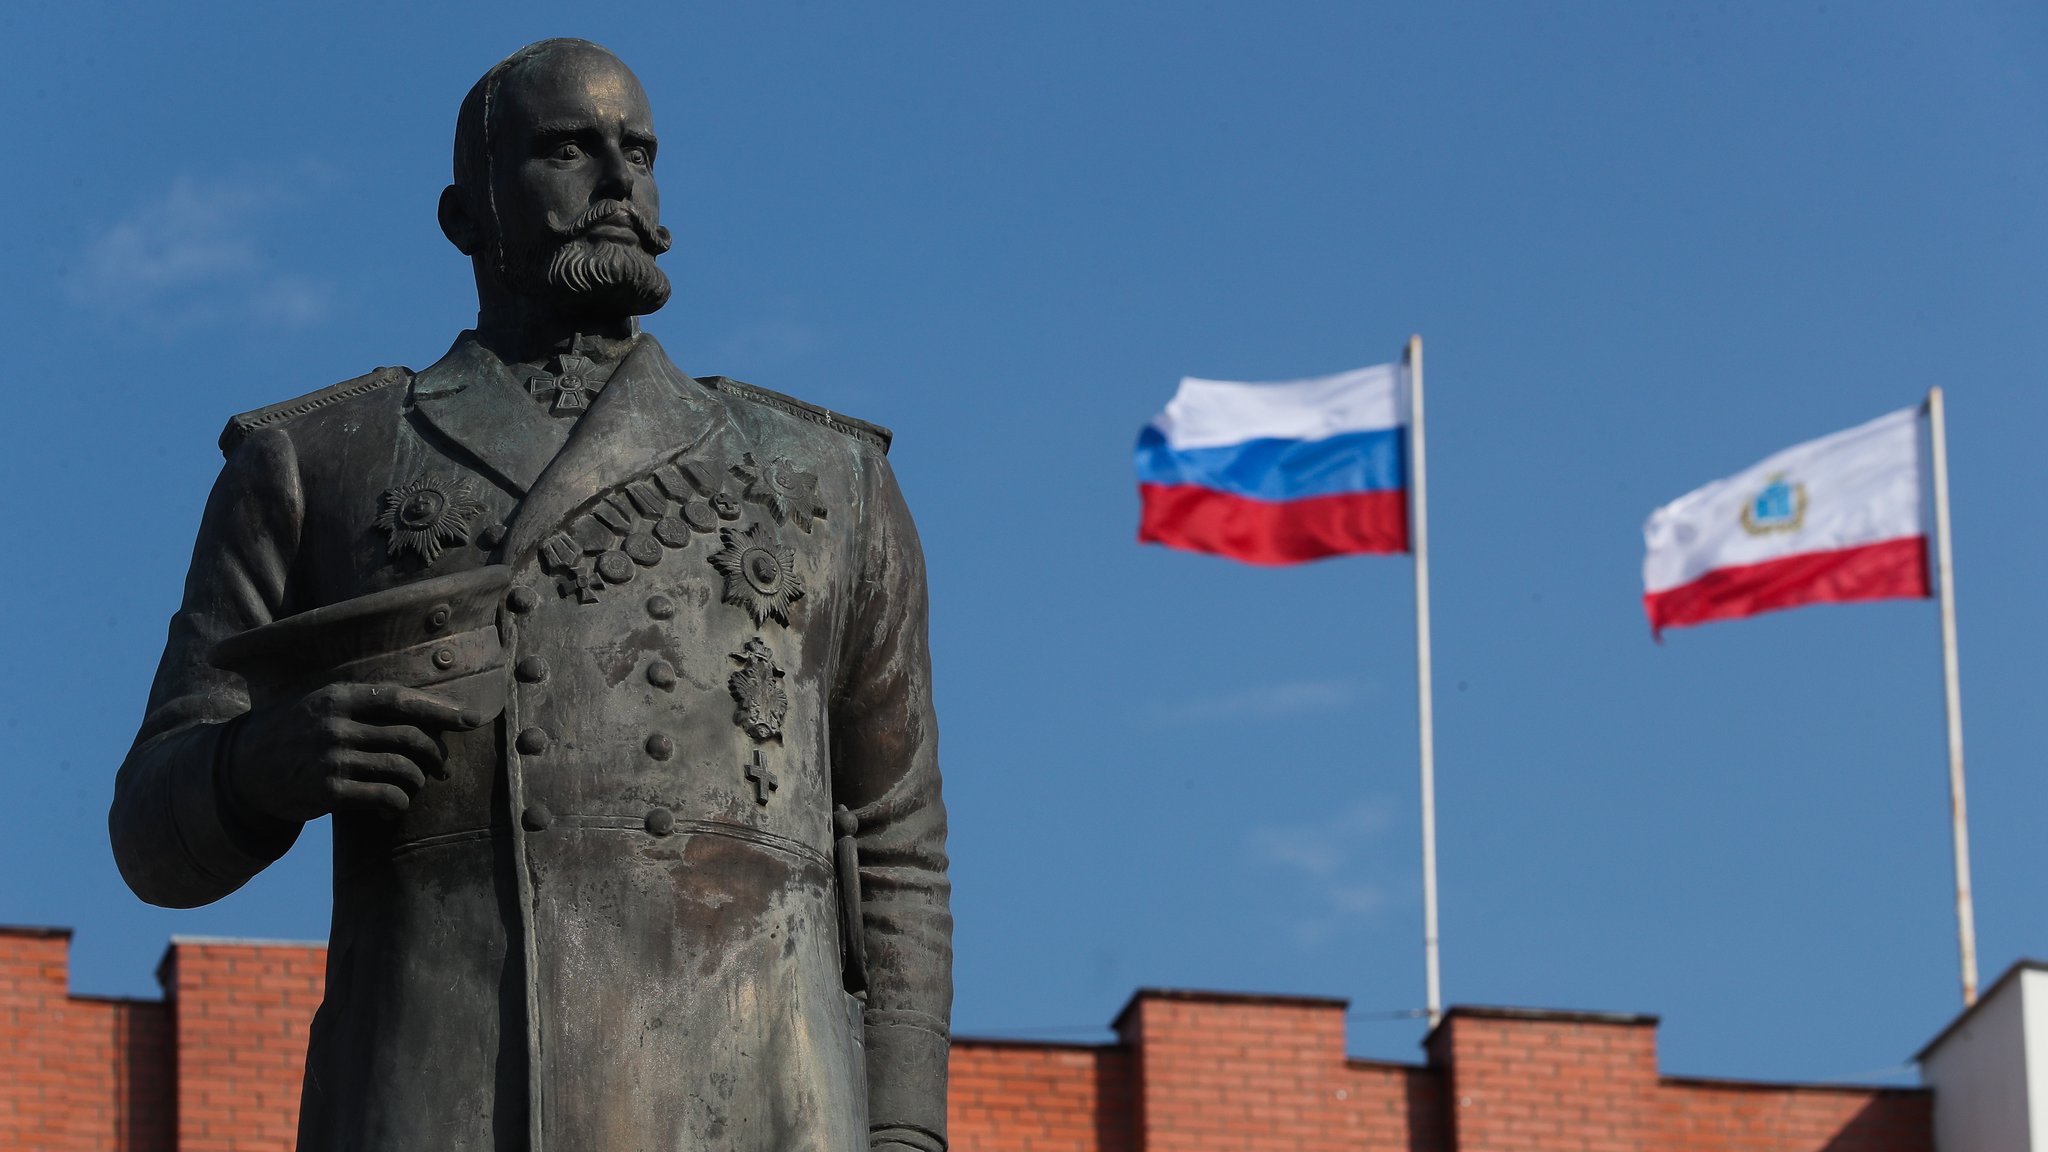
top-left (501, 335), bottom-right (733, 562)
top-left (408, 333), bottom-right (569, 497)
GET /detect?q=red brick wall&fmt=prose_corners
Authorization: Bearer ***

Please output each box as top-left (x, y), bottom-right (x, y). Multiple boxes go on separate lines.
top-left (949, 1041), bottom-right (1135, 1151)
top-left (0, 928), bottom-right (1934, 1152)
top-left (1660, 1078), bottom-right (1933, 1152)
top-left (1430, 1009), bottom-right (1663, 1148)
top-left (1115, 991), bottom-right (1444, 1152)
top-left (161, 941), bottom-right (325, 1152)
top-left (1343, 1057), bottom-right (1447, 1152)
top-left (1427, 1007), bottom-right (1932, 1152)
top-left (0, 928), bottom-right (170, 1152)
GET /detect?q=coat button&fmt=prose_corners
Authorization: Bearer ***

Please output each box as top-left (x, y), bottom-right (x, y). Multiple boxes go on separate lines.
top-left (645, 594), bottom-right (675, 620)
top-left (645, 807), bottom-right (675, 836)
top-left (432, 648), bottom-right (457, 670)
top-left (646, 660), bottom-right (677, 689)
top-left (645, 733), bottom-right (674, 760)
top-left (515, 727), bottom-right (550, 755)
top-left (515, 655), bottom-right (550, 683)
top-left (507, 586), bottom-right (539, 614)
top-left (425, 604), bottom-right (452, 632)
top-left (521, 803), bottom-right (553, 832)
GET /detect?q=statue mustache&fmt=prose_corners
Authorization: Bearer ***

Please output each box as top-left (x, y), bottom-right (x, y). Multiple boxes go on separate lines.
top-left (553, 200), bottom-right (673, 255)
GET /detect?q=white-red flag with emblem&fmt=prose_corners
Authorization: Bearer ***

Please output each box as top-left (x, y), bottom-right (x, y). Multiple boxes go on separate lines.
top-left (1642, 406), bottom-right (1930, 636)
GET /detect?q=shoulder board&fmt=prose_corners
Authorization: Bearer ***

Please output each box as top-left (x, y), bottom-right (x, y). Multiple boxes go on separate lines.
top-left (697, 375), bottom-right (893, 455)
top-left (219, 366), bottom-right (412, 457)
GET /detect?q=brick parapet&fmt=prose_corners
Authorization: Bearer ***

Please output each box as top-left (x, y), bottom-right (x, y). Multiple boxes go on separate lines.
top-left (0, 926), bottom-right (171, 1152)
top-left (1422, 1005), bottom-right (1931, 1152)
top-left (161, 939), bottom-right (325, 1152)
top-left (0, 929), bottom-right (1936, 1151)
top-left (1116, 989), bottom-right (1440, 1152)
top-left (1434, 1010), bottom-right (1660, 1148)
top-left (949, 1040), bottom-right (1135, 1151)
top-left (1656, 1077), bottom-right (1932, 1152)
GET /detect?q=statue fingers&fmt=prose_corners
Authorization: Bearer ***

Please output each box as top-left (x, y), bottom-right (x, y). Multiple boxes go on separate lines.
top-left (326, 750), bottom-right (428, 807)
top-left (334, 683), bottom-right (485, 732)
top-left (326, 718), bottom-right (449, 779)
top-left (323, 777), bottom-right (416, 816)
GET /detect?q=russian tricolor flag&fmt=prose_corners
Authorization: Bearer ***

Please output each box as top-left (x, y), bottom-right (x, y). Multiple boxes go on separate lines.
top-left (1136, 364), bottom-right (1410, 565)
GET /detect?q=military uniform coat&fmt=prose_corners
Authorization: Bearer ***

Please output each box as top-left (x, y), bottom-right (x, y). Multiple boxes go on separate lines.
top-left (111, 333), bottom-right (952, 1152)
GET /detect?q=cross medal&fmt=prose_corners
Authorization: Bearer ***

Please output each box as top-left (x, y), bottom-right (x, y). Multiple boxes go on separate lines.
top-left (528, 338), bottom-right (598, 415)
top-left (746, 749), bottom-right (780, 805)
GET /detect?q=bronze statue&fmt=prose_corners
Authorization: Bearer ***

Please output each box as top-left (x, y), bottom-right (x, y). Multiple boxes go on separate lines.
top-left (111, 39), bottom-right (951, 1152)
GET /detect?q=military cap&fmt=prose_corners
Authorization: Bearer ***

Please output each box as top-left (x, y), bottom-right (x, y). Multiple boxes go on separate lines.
top-left (210, 565), bottom-right (513, 718)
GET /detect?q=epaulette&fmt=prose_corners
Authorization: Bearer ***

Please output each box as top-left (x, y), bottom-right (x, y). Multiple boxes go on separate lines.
top-left (698, 375), bottom-right (893, 455)
top-left (219, 366), bottom-right (412, 457)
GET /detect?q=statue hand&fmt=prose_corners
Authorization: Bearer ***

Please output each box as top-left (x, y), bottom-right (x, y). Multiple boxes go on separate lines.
top-left (229, 683), bottom-right (485, 823)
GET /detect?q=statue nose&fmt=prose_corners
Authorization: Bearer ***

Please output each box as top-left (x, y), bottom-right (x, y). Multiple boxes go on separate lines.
top-left (594, 147), bottom-right (638, 202)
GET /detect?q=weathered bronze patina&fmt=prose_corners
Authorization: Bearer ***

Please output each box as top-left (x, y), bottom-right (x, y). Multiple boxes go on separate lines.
top-left (111, 39), bottom-right (951, 1152)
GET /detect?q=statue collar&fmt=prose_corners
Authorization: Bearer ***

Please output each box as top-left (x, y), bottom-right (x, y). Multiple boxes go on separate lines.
top-left (408, 330), bottom-right (735, 559)
top-left (408, 332), bottom-right (568, 494)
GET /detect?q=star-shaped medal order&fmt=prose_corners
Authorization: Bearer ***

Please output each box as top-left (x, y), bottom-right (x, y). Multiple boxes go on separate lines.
top-left (528, 343), bottom-right (598, 415)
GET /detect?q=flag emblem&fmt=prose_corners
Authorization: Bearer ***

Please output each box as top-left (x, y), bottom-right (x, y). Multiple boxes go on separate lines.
top-left (1739, 474), bottom-right (1808, 536)
top-left (1642, 406), bottom-right (1928, 634)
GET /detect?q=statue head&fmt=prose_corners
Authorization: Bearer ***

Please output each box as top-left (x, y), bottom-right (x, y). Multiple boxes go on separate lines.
top-left (440, 40), bottom-right (674, 328)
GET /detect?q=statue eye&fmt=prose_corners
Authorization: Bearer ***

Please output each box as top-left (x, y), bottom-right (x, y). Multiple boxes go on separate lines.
top-left (550, 142), bottom-right (584, 161)
top-left (625, 147), bottom-right (651, 167)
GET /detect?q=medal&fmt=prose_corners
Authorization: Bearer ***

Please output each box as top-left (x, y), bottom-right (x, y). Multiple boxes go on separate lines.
top-left (527, 335), bottom-right (599, 415)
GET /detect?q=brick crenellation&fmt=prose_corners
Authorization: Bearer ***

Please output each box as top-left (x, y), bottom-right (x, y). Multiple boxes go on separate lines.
top-left (0, 927), bottom-right (1930, 1151)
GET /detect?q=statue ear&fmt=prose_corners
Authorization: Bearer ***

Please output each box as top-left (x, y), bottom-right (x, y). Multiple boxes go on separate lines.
top-left (439, 185), bottom-right (483, 256)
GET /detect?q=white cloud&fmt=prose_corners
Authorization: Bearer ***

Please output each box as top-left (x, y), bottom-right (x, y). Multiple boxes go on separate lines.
top-left (1149, 677), bottom-right (1365, 725)
top-left (1247, 801), bottom-right (1395, 944)
top-left (67, 170), bottom-right (333, 331)
top-left (713, 317), bottom-right (821, 371)
top-left (1328, 883), bottom-right (1388, 916)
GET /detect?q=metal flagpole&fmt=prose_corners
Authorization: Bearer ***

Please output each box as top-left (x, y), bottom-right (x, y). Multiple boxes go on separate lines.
top-left (1407, 334), bottom-right (1442, 1027)
top-left (1926, 386), bottom-right (1979, 1006)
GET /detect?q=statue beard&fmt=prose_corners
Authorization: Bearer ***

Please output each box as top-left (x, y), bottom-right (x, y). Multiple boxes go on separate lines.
top-left (501, 199), bottom-right (674, 319)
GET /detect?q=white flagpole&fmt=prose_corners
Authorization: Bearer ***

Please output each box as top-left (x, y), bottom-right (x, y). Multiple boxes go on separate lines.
top-left (1407, 334), bottom-right (1442, 1027)
top-left (1926, 386), bottom-right (1979, 1006)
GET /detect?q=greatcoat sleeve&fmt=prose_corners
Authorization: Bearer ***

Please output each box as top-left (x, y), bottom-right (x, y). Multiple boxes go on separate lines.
top-left (832, 446), bottom-right (953, 1152)
top-left (110, 426), bottom-right (305, 908)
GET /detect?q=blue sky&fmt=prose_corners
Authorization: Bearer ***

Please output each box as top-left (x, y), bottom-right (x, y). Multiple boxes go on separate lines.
top-left (3, 1), bottom-right (2046, 1081)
